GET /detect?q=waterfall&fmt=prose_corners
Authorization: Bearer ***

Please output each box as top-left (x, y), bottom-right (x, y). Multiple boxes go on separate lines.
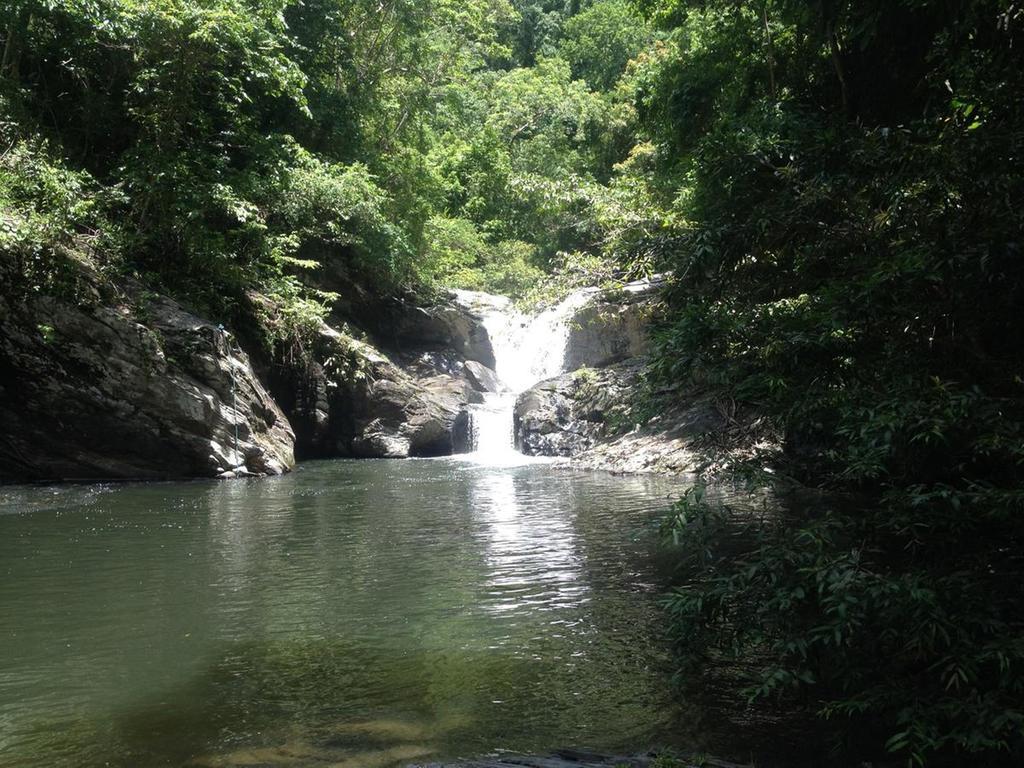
top-left (452, 288), bottom-right (596, 461)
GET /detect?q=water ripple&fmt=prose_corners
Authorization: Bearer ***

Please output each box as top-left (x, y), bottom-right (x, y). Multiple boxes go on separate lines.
top-left (0, 459), bottom-right (693, 768)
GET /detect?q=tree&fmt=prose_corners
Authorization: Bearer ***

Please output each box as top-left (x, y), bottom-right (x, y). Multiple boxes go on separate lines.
top-left (638, 1), bottom-right (1024, 763)
top-left (560, 0), bottom-right (651, 90)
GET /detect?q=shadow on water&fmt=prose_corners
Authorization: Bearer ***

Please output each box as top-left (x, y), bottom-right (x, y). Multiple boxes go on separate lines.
top-left (95, 632), bottom-right (689, 768)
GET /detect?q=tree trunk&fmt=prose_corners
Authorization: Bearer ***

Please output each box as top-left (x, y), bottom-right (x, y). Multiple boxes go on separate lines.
top-left (818, 1), bottom-right (850, 116)
top-left (828, 21), bottom-right (850, 116)
top-left (1, 22), bottom-right (14, 75)
top-left (761, 2), bottom-right (777, 99)
top-left (1, 11), bottom-right (24, 79)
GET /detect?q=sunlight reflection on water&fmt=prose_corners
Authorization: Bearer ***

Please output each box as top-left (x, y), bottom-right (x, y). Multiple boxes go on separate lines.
top-left (0, 459), bottom-right (694, 768)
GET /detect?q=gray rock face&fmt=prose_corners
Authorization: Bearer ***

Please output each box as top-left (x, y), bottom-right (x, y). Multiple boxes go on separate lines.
top-left (514, 365), bottom-right (640, 457)
top-left (510, 279), bottom-right (668, 459)
top-left (307, 260), bottom-right (496, 371)
top-left (572, 403), bottom-right (725, 475)
top-left (393, 301), bottom-right (495, 369)
top-left (564, 294), bottom-right (651, 371)
top-left (274, 323), bottom-right (472, 460)
top-left (464, 361), bottom-right (503, 393)
top-left (514, 357), bottom-right (730, 474)
top-left (0, 254), bottom-right (673, 480)
top-left (0, 268), bottom-right (295, 482)
top-left (351, 367), bottom-right (472, 459)
top-left (514, 377), bottom-right (599, 457)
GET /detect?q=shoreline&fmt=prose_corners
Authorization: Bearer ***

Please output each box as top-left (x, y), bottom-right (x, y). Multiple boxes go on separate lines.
top-left (409, 749), bottom-right (752, 768)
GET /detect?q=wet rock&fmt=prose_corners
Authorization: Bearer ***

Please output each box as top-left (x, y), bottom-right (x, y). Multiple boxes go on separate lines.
top-left (514, 358), bottom-right (742, 474)
top-left (563, 287), bottom-right (656, 371)
top-left (514, 365), bottom-right (639, 457)
top-left (513, 377), bottom-right (592, 457)
top-left (464, 361), bottom-right (503, 393)
top-left (270, 321), bottom-right (472, 460)
top-left (0, 262), bottom-right (295, 482)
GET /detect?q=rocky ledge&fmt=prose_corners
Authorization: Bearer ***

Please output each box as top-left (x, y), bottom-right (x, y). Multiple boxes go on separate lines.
top-left (264, 282), bottom-right (511, 462)
top-left (0, 254), bottom-right (493, 482)
top-left (515, 360), bottom-right (779, 476)
top-left (512, 275), bottom-right (777, 476)
top-left (0, 261), bottom-right (294, 482)
top-left (267, 318), bottom-right (473, 460)
top-left (514, 361), bottom-right (732, 475)
top-left (1, 259), bottom-right (741, 482)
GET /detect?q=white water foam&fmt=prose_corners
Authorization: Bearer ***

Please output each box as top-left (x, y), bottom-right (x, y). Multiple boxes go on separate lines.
top-left (452, 288), bottom-right (598, 464)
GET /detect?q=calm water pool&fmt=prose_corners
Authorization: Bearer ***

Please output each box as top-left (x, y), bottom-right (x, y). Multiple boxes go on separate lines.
top-left (0, 458), bottom-right (700, 768)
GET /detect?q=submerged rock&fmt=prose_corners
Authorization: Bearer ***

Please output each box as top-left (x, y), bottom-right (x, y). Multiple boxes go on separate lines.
top-left (0, 263), bottom-right (295, 482)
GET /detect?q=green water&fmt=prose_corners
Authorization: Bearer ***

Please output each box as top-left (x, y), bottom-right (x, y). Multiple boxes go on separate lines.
top-left (0, 459), bottom-right (696, 768)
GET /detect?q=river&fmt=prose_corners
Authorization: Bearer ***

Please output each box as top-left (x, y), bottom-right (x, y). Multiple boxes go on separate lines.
top-left (0, 458), bottom-right (701, 767)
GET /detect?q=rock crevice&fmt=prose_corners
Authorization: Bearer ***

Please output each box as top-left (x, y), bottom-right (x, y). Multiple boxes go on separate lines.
top-left (0, 266), bottom-right (294, 482)
top-left (0, 258), bottom-right (494, 481)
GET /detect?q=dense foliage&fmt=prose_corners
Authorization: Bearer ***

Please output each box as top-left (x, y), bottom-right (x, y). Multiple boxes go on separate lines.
top-left (1, 0), bottom-right (656, 331)
top-left (4, 0), bottom-right (1024, 764)
top-left (638, 2), bottom-right (1024, 765)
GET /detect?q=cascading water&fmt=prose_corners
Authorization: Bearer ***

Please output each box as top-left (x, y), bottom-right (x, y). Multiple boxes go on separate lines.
top-left (452, 288), bottom-right (597, 461)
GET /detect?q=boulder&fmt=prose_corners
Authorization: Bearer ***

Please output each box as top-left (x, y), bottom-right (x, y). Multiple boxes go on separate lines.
top-left (464, 361), bottom-right (504, 393)
top-left (269, 321), bottom-right (472, 460)
top-left (514, 365), bottom-right (640, 457)
top-left (514, 376), bottom-right (598, 457)
top-left (0, 263), bottom-right (295, 482)
top-left (514, 359), bottom-right (734, 474)
top-left (563, 296), bottom-right (651, 371)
